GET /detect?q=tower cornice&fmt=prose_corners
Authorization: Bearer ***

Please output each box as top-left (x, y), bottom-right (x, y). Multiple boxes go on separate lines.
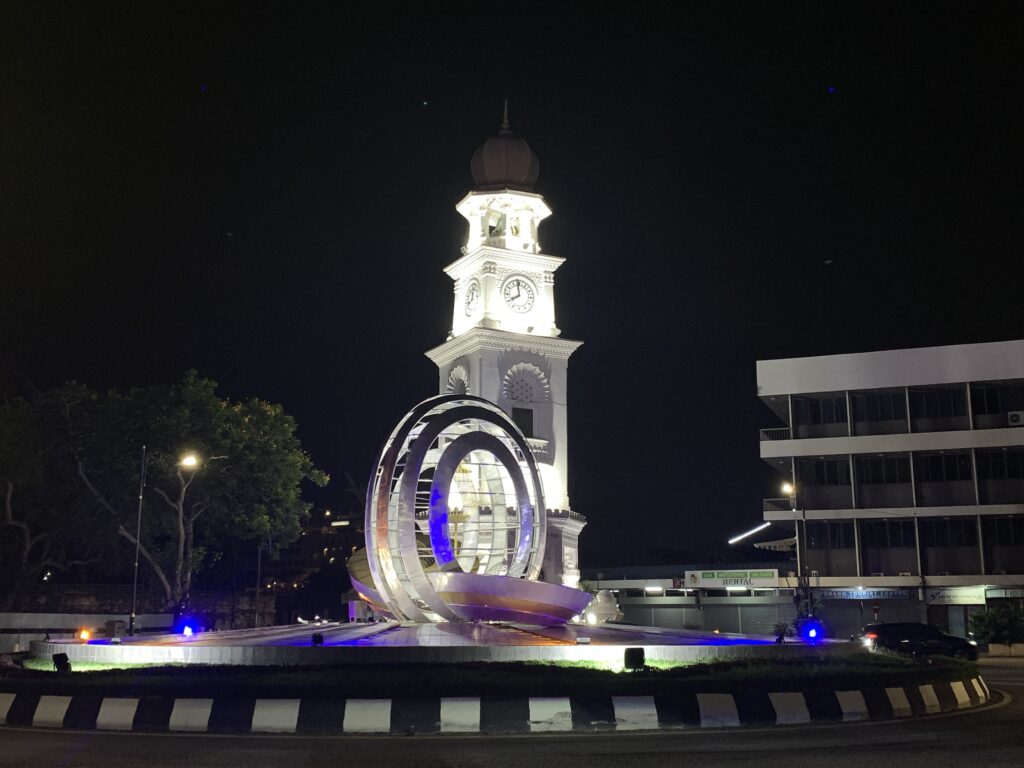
top-left (425, 327), bottom-right (583, 367)
top-left (456, 189), bottom-right (552, 217)
top-left (443, 246), bottom-right (566, 281)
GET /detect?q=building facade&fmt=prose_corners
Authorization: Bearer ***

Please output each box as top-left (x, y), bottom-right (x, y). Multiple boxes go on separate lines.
top-left (425, 110), bottom-right (586, 588)
top-left (757, 339), bottom-right (1024, 637)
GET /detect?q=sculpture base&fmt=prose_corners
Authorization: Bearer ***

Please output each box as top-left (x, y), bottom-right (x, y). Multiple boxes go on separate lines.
top-left (427, 572), bottom-right (592, 624)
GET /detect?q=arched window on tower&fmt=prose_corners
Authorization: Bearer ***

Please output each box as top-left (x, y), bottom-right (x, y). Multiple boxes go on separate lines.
top-left (512, 407), bottom-right (534, 438)
top-left (502, 363), bottom-right (549, 440)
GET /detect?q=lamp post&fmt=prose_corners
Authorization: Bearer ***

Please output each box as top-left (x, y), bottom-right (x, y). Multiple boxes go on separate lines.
top-left (254, 533), bottom-right (272, 629)
top-left (255, 540), bottom-right (262, 629)
top-left (128, 445), bottom-right (147, 637)
top-left (781, 481), bottom-right (812, 620)
top-left (175, 452), bottom-right (202, 618)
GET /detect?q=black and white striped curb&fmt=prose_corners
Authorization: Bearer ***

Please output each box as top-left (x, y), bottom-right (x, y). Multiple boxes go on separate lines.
top-left (0, 676), bottom-right (991, 735)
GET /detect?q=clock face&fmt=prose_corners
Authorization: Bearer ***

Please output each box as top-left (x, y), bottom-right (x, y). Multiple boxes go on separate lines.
top-left (502, 276), bottom-right (536, 313)
top-left (464, 281), bottom-right (480, 316)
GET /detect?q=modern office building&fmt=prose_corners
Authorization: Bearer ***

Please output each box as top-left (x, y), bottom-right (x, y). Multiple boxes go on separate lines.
top-left (590, 340), bottom-right (1024, 639)
top-left (756, 339), bottom-right (1024, 637)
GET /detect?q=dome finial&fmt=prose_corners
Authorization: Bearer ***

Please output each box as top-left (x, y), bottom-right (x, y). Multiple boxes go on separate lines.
top-left (471, 103), bottom-right (539, 191)
top-left (500, 98), bottom-right (511, 135)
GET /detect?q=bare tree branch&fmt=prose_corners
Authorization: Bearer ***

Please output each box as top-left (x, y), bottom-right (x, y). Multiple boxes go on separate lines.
top-left (76, 462), bottom-right (123, 519)
top-left (116, 524), bottom-right (173, 606)
top-left (42, 556), bottom-right (101, 571)
top-left (151, 485), bottom-right (180, 512)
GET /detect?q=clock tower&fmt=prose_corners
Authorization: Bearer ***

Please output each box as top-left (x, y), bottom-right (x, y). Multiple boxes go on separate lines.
top-left (425, 108), bottom-right (586, 588)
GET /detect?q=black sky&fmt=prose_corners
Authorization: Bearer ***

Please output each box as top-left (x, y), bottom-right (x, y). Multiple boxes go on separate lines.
top-left (3, 3), bottom-right (1023, 562)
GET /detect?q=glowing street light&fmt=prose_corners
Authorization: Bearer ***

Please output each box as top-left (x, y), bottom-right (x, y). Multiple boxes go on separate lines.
top-left (727, 521), bottom-right (771, 545)
top-left (179, 453), bottom-right (200, 469)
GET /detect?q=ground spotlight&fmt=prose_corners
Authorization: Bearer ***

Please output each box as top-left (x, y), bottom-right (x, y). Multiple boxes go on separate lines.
top-left (799, 618), bottom-right (825, 644)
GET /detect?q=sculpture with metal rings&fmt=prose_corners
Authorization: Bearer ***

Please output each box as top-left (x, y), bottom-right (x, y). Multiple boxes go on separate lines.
top-left (362, 395), bottom-right (589, 624)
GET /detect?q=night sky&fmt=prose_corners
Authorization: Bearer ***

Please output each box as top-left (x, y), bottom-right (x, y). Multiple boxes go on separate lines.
top-left (4, 4), bottom-right (1023, 563)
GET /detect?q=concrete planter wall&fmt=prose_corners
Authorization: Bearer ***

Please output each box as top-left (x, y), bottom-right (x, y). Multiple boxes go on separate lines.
top-left (0, 674), bottom-right (993, 735)
top-left (986, 643), bottom-right (1024, 656)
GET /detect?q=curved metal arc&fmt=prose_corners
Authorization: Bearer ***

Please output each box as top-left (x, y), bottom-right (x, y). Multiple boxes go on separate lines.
top-left (363, 394), bottom-right (550, 622)
top-left (396, 404), bottom-right (513, 620)
top-left (428, 430), bottom-right (537, 577)
top-left (365, 397), bottom-right (447, 621)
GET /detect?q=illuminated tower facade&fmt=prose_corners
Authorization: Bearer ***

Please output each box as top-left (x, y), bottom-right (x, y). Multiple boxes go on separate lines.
top-left (425, 109), bottom-right (586, 587)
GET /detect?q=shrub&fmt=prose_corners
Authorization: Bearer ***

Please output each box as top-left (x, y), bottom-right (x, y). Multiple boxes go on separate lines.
top-left (971, 603), bottom-right (1024, 645)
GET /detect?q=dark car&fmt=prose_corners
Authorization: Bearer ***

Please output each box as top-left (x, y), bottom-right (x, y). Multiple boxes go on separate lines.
top-left (858, 622), bottom-right (978, 660)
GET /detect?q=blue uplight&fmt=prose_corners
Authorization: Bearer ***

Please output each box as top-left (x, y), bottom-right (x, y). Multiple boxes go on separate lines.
top-left (428, 486), bottom-right (455, 567)
top-left (173, 617), bottom-right (198, 635)
top-left (799, 618), bottom-right (825, 644)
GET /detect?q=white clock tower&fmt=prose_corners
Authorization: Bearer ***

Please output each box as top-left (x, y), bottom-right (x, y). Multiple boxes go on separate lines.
top-left (425, 108), bottom-right (586, 588)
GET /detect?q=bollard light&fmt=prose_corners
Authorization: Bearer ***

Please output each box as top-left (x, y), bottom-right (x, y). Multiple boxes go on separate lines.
top-left (624, 647), bottom-right (645, 671)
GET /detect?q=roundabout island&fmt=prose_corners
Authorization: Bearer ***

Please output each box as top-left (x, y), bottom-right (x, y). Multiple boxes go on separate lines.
top-left (31, 394), bottom-right (813, 668)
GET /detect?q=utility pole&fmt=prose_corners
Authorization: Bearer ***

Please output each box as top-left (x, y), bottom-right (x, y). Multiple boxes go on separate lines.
top-left (254, 541), bottom-right (262, 628)
top-left (129, 445), bottom-right (147, 637)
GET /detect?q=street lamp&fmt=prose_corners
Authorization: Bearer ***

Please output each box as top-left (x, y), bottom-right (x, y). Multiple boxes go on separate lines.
top-left (783, 481), bottom-right (812, 622)
top-left (130, 448), bottom-right (200, 636)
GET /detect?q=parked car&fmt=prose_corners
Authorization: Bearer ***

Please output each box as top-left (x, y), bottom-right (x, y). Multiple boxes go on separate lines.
top-left (858, 622), bottom-right (978, 660)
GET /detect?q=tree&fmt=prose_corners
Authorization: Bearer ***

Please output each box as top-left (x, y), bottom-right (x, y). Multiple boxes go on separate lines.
top-left (60, 371), bottom-right (328, 613)
top-left (0, 397), bottom-right (110, 610)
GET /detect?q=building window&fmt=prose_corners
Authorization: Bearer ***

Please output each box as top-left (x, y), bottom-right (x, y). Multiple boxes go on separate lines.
top-left (798, 458), bottom-right (851, 486)
top-left (851, 391), bottom-right (907, 422)
top-left (972, 385), bottom-right (1002, 416)
top-left (971, 383), bottom-right (1024, 415)
top-left (984, 516), bottom-right (1024, 546)
top-left (908, 386), bottom-right (966, 419)
top-left (793, 396), bottom-right (847, 426)
top-left (806, 521), bottom-right (854, 549)
top-left (860, 519), bottom-right (916, 548)
top-left (856, 455), bottom-right (911, 484)
top-left (913, 453), bottom-right (973, 482)
top-left (918, 518), bottom-right (978, 547)
top-left (512, 407), bottom-right (534, 438)
top-left (976, 449), bottom-right (1024, 480)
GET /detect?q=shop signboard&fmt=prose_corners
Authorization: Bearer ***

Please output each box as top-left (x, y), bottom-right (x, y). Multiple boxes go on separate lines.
top-left (925, 586), bottom-right (986, 605)
top-left (684, 569), bottom-right (778, 588)
top-left (817, 589), bottom-right (910, 600)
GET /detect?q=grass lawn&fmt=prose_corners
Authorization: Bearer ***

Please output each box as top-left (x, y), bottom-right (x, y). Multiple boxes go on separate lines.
top-left (0, 654), bottom-right (977, 699)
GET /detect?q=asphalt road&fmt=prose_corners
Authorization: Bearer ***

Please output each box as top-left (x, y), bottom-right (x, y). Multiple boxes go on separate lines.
top-left (2, 660), bottom-right (1022, 768)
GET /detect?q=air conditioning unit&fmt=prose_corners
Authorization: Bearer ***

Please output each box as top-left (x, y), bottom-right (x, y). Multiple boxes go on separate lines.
top-left (810, 570), bottom-right (819, 577)
top-left (1009, 411), bottom-right (1024, 426)
top-left (871, 572), bottom-right (884, 577)
top-left (898, 572), bottom-right (912, 576)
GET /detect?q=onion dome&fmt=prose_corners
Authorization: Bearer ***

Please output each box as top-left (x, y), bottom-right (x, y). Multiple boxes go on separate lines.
top-left (470, 103), bottom-right (539, 192)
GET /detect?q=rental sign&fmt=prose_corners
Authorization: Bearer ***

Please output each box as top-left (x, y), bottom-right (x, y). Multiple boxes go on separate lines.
top-left (685, 569), bottom-right (778, 588)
